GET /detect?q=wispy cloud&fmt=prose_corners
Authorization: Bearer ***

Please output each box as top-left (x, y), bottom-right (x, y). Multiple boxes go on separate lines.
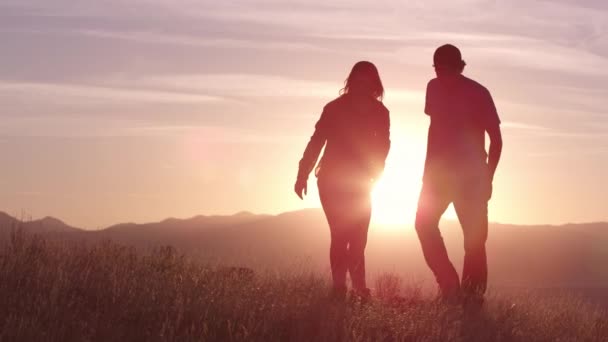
top-left (126, 124), bottom-right (302, 142)
top-left (0, 28), bottom-right (328, 52)
top-left (135, 74), bottom-right (339, 98)
top-left (502, 121), bottom-right (553, 131)
top-left (108, 73), bottom-right (422, 102)
top-left (0, 81), bottom-right (225, 104)
top-left (526, 148), bottom-right (608, 158)
top-left (501, 119), bottom-right (608, 140)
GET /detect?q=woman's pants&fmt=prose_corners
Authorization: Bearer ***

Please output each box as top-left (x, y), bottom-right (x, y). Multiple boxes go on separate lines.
top-left (318, 176), bottom-right (372, 292)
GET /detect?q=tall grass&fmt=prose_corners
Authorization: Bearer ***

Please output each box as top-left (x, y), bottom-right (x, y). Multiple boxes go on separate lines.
top-left (0, 229), bottom-right (606, 341)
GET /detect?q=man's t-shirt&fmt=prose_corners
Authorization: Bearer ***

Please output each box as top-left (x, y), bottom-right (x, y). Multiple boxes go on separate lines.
top-left (423, 75), bottom-right (501, 182)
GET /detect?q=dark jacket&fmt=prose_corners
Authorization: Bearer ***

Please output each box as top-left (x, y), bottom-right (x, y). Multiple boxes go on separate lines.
top-left (297, 94), bottom-right (391, 184)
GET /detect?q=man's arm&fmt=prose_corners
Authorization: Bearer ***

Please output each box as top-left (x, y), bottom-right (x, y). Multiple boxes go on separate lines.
top-left (482, 87), bottom-right (502, 182)
top-left (424, 80), bottom-right (435, 116)
top-left (487, 123), bottom-right (502, 181)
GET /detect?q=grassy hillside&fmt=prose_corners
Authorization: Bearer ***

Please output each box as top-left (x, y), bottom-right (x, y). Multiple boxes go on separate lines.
top-left (4, 209), bottom-right (608, 289)
top-left (1, 230), bottom-right (606, 342)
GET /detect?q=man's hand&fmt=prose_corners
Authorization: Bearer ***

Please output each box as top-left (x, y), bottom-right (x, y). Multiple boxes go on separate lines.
top-left (487, 124), bottom-right (502, 184)
top-left (487, 182), bottom-right (493, 201)
top-left (485, 165), bottom-right (494, 201)
top-left (294, 179), bottom-right (307, 200)
top-left (486, 123), bottom-right (502, 201)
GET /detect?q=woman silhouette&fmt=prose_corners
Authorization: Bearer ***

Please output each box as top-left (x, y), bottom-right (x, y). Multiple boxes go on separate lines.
top-left (294, 61), bottom-right (391, 299)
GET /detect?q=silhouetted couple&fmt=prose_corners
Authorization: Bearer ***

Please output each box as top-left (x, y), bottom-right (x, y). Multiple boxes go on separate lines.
top-left (295, 44), bottom-right (503, 307)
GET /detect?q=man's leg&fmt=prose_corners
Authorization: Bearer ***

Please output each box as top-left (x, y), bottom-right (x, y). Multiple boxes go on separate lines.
top-left (415, 182), bottom-right (460, 298)
top-left (454, 182), bottom-right (489, 299)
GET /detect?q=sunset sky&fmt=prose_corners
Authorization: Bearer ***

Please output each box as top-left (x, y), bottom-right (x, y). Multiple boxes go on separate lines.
top-left (1, 0), bottom-right (607, 229)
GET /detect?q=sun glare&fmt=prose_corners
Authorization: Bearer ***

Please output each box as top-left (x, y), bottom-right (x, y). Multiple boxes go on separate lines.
top-left (370, 140), bottom-right (425, 228)
top-left (368, 135), bottom-right (460, 228)
top-left (373, 167), bottom-right (463, 228)
top-left (371, 169), bottom-right (420, 227)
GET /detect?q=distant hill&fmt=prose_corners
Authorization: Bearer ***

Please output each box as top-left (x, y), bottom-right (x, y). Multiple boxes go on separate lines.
top-left (97, 211), bottom-right (271, 245)
top-left (1, 209), bottom-right (608, 289)
top-left (0, 211), bottom-right (81, 238)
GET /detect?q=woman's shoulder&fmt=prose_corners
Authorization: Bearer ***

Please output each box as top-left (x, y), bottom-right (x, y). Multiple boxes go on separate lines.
top-left (325, 94), bottom-right (387, 112)
top-left (323, 95), bottom-right (348, 110)
top-left (376, 100), bottom-right (389, 114)
top-left (367, 97), bottom-right (389, 116)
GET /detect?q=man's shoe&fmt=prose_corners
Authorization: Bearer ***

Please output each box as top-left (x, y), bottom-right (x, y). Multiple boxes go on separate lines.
top-left (350, 287), bottom-right (372, 305)
top-left (328, 286), bottom-right (348, 302)
top-left (436, 286), bottom-right (462, 306)
top-left (463, 293), bottom-right (485, 314)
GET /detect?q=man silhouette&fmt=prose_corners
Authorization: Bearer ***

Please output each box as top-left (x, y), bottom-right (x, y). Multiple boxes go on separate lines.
top-left (415, 44), bottom-right (503, 307)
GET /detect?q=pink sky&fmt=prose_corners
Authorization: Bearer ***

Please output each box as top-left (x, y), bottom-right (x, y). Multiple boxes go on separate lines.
top-left (0, 0), bottom-right (607, 228)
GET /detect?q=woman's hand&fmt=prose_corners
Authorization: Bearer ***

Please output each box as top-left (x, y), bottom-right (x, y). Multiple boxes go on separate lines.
top-left (294, 179), bottom-right (308, 199)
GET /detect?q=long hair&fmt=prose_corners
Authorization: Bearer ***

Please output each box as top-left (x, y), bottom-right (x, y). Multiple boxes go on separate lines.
top-left (340, 61), bottom-right (384, 101)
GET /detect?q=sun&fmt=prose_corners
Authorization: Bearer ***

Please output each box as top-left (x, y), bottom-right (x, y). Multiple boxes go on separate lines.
top-left (370, 141), bottom-right (424, 228)
top-left (370, 140), bottom-right (463, 227)
top-left (368, 134), bottom-right (459, 228)
top-left (371, 166), bottom-right (421, 227)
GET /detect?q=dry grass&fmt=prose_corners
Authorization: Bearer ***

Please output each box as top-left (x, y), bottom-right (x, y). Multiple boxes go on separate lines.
top-left (0, 229), bottom-right (606, 342)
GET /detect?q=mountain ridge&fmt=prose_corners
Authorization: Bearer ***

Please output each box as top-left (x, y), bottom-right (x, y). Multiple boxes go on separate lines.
top-left (2, 209), bottom-right (606, 232)
top-left (1, 209), bottom-right (608, 287)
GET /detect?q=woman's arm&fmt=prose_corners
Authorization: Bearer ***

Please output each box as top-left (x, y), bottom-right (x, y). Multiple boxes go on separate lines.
top-left (375, 110), bottom-right (391, 178)
top-left (295, 107), bottom-right (329, 198)
top-left (371, 108), bottom-right (391, 181)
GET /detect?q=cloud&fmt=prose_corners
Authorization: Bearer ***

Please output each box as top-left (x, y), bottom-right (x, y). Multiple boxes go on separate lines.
top-left (135, 74), bottom-right (339, 98)
top-left (3, 0), bottom-right (607, 78)
top-left (526, 148), bottom-right (608, 158)
top-left (502, 121), bottom-right (552, 131)
top-left (140, 125), bottom-right (302, 143)
top-left (0, 28), bottom-right (328, 52)
top-left (1, 0), bottom-right (607, 139)
top-left (0, 81), bottom-right (225, 104)
top-left (468, 43), bottom-right (608, 76)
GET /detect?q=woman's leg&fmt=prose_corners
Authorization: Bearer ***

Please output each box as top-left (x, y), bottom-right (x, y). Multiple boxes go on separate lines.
top-left (329, 228), bottom-right (349, 291)
top-left (318, 180), bottom-right (349, 291)
top-left (347, 190), bottom-right (372, 293)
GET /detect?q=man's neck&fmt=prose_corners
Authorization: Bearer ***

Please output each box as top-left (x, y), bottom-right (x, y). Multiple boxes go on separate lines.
top-left (439, 74), bottom-right (464, 88)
